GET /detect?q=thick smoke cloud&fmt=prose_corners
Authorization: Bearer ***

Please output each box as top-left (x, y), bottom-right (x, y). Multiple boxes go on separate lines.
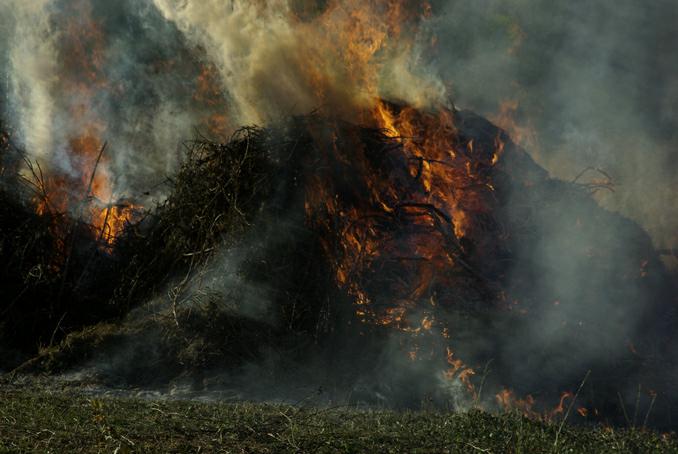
top-left (418, 1), bottom-right (678, 416)
top-left (1, 1), bottom-right (57, 162)
top-left (0, 0), bottom-right (228, 204)
top-left (151, 0), bottom-right (446, 124)
top-left (427, 0), bottom-right (678, 253)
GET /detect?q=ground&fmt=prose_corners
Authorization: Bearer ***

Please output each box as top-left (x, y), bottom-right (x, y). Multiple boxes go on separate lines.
top-left (0, 382), bottom-right (675, 453)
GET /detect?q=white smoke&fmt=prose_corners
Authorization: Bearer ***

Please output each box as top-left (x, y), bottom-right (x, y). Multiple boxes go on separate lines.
top-left (0, 0), bottom-right (220, 204)
top-left (152, 0), bottom-right (446, 125)
top-left (2, 0), bottom-right (446, 204)
top-left (2, 0), bottom-right (59, 164)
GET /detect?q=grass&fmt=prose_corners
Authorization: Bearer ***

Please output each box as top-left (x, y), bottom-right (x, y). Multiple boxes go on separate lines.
top-left (0, 384), bottom-right (675, 453)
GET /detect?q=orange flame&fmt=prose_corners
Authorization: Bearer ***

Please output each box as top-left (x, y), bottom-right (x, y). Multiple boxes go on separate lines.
top-left (34, 0), bottom-right (139, 248)
top-left (492, 99), bottom-right (539, 153)
top-left (495, 388), bottom-right (536, 416)
top-left (194, 62), bottom-right (231, 140)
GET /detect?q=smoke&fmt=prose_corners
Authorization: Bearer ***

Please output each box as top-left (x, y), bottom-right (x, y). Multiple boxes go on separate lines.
top-left (8, 0), bottom-right (674, 249)
top-left (422, 0), bottom-right (678, 416)
top-left (0, 0), bottom-right (232, 206)
top-left (427, 0), bottom-right (678, 252)
top-left (151, 0), bottom-right (446, 124)
top-left (2, 0), bottom-right (676, 241)
top-left (1, 0), bottom-right (58, 162)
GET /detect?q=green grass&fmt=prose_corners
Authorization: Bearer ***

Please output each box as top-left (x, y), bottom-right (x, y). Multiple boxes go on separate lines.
top-left (0, 385), bottom-right (675, 453)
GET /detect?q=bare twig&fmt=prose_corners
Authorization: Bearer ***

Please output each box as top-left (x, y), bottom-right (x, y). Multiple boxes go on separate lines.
top-left (571, 166), bottom-right (614, 194)
top-left (84, 142), bottom-right (108, 206)
top-left (553, 370), bottom-right (590, 450)
top-left (475, 359), bottom-right (494, 406)
top-left (643, 392), bottom-right (657, 429)
top-left (48, 312), bottom-right (67, 348)
top-left (632, 384), bottom-right (642, 427)
top-left (466, 442), bottom-right (492, 453)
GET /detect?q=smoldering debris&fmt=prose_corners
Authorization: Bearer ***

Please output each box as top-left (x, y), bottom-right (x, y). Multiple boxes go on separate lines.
top-left (2, 104), bottom-right (675, 426)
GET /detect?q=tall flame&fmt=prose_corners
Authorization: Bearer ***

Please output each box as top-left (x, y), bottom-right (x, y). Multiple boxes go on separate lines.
top-left (23, 0), bottom-right (139, 248)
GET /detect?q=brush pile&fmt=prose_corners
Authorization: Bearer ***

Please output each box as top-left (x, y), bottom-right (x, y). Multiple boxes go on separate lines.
top-left (110, 127), bottom-right (277, 312)
top-left (1, 105), bottom-right (676, 424)
top-left (0, 122), bottom-right (334, 371)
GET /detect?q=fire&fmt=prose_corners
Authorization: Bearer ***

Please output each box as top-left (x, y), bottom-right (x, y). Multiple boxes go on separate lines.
top-left (372, 100), bottom-right (471, 237)
top-left (309, 0), bottom-right (431, 107)
top-left (304, 98), bottom-right (502, 401)
top-left (194, 63), bottom-right (231, 140)
top-left (445, 347), bottom-right (476, 396)
top-left (492, 99), bottom-right (539, 153)
top-left (495, 388), bottom-right (582, 420)
top-left (291, 2), bottom-right (504, 394)
top-left (495, 388), bottom-right (536, 416)
top-left (310, 99), bottom-right (499, 326)
top-left (302, 97), bottom-right (501, 403)
top-left (28, 0), bottom-right (139, 249)
top-left (525, 390), bottom-right (596, 422)
top-left (551, 391), bottom-right (574, 417)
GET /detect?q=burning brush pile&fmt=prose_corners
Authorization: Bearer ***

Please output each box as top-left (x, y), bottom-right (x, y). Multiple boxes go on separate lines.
top-left (2, 100), bottom-right (675, 425)
top-left (1, 0), bottom-right (677, 430)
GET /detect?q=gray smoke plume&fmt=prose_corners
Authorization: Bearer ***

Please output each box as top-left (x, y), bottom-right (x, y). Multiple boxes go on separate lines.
top-left (421, 0), bottom-right (678, 418)
top-left (1, 0), bottom-right (230, 206)
top-left (426, 0), bottom-right (678, 254)
top-left (151, 0), bottom-right (446, 124)
top-left (1, 0), bottom-right (57, 162)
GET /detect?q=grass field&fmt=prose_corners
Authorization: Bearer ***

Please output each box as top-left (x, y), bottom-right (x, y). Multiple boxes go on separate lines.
top-left (0, 383), bottom-right (675, 453)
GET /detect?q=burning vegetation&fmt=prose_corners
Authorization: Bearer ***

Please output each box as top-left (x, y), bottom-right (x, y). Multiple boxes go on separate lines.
top-left (2, 100), bottom-right (676, 427)
top-left (0, 0), bottom-right (677, 434)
